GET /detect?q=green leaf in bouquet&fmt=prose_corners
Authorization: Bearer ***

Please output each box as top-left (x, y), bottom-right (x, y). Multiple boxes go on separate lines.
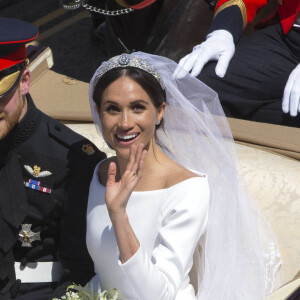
top-left (53, 281), bottom-right (119, 300)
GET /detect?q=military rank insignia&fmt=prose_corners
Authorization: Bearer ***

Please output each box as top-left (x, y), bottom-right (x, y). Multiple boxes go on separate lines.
top-left (24, 165), bottom-right (52, 178)
top-left (18, 224), bottom-right (41, 247)
top-left (82, 144), bottom-right (95, 155)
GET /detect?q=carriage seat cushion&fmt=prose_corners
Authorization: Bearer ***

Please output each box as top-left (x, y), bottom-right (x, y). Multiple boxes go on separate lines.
top-left (66, 123), bottom-right (300, 288)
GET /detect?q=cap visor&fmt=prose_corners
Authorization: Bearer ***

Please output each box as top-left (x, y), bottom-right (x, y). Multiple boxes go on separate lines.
top-left (0, 70), bottom-right (20, 99)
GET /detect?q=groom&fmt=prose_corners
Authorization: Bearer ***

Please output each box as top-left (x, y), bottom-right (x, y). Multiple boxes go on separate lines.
top-left (0, 17), bottom-right (105, 299)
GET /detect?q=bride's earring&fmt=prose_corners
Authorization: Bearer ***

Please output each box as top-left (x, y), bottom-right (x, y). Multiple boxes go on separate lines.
top-left (156, 119), bottom-right (161, 125)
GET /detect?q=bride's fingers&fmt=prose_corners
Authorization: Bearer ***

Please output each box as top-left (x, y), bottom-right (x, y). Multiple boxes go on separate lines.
top-left (107, 162), bottom-right (117, 186)
top-left (126, 144), bottom-right (137, 173)
top-left (125, 144), bottom-right (142, 173)
top-left (124, 144), bottom-right (146, 179)
top-left (133, 143), bottom-right (145, 172)
top-left (136, 149), bottom-right (147, 177)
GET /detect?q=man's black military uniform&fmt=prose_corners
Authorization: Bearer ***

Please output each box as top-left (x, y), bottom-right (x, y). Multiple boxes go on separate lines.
top-left (0, 17), bottom-right (106, 299)
top-left (0, 95), bottom-right (105, 299)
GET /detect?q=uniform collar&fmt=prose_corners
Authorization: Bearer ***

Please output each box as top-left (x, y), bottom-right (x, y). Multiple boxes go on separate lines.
top-left (0, 94), bottom-right (41, 158)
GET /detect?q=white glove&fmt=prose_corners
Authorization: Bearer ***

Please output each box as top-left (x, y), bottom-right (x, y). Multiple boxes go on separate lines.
top-left (282, 63), bottom-right (300, 117)
top-left (173, 30), bottom-right (235, 79)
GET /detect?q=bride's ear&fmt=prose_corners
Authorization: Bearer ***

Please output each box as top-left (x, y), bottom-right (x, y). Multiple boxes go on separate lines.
top-left (157, 101), bottom-right (166, 122)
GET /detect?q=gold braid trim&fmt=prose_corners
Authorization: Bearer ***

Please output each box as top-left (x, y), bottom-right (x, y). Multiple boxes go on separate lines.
top-left (214, 0), bottom-right (247, 29)
top-left (0, 71), bottom-right (20, 96)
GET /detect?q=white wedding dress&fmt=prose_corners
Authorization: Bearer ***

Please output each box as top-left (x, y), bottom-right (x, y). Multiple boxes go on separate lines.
top-left (86, 161), bottom-right (210, 300)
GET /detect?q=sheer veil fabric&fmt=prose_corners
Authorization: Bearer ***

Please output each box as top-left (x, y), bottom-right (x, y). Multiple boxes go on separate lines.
top-left (89, 52), bottom-right (281, 299)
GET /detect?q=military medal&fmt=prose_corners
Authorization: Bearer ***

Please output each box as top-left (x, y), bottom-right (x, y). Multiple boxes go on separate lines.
top-left (18, 224), bottom-right (41, 247)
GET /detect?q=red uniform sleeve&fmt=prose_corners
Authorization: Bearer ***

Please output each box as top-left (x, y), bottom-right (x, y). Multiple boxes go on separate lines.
top-left (215, 0), bottom-right (269, 28)
top-left (278, 0), bottom-right (300, 34)
top-left (208, 0), bottom-right (269, 42)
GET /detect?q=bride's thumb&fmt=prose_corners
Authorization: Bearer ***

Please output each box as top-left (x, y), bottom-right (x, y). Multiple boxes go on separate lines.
top-left (107, 162), bottom-right (117, 186)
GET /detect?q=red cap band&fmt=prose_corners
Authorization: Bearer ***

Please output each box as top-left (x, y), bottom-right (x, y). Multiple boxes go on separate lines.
top-left (0, 45), bottom-right (27, 71)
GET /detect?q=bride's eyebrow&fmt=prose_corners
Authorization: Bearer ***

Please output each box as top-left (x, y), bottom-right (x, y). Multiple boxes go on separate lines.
top-left (102, 100), bottom-right (119, 105)
top-left (130, 100), bottom-right (149, 105)
top-left (101, 99), bottom-right (150, 108)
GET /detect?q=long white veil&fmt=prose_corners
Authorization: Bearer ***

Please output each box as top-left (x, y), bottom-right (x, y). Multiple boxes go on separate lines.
top-left (89, 52), bottom-right (281, 299)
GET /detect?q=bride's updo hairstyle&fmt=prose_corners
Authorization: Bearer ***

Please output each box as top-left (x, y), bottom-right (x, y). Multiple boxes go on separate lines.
top-left (93, 66), bottom-right (166, 130)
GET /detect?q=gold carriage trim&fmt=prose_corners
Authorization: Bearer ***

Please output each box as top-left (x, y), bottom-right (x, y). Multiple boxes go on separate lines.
top-left (115, 0), bottom-right (129, 8)
top-left (214, 0), bottom-right (247, 29)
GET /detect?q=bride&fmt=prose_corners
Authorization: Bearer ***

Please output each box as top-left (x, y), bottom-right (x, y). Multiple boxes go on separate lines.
top-left (86, 52), bottom-right (281, 299)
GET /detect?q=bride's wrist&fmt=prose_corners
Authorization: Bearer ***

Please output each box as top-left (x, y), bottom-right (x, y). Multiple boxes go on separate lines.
top-left (109, 210), bottom-right (128, 224)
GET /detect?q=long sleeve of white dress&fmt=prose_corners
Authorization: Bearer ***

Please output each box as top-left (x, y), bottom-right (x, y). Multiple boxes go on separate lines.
top-left (87, 163), bottom-right (210, 300)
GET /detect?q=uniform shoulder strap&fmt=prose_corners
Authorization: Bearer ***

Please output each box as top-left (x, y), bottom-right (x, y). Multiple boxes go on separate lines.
top-left (47, 118), bottom-right (106, 161)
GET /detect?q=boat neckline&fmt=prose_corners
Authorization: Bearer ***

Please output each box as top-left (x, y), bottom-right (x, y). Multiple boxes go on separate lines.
top-left (96, 160), bottom-right (206, 193)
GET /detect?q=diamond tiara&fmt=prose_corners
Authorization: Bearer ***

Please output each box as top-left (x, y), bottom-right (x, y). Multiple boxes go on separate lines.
top-left (94, 53), bottom-right (165, 89)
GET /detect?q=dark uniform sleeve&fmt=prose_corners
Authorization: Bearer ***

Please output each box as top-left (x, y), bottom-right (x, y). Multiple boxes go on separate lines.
top-left (208, 0), bottom-right (269, 42)
top-left (47, 120), bottom-right (106, 296)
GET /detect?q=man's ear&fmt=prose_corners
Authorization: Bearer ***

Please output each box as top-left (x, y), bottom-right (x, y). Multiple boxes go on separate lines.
top-left (20, 69), bottom-right (31, 96)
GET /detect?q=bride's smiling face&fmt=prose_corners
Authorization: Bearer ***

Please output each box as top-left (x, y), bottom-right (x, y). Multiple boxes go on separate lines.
top-left (98, 76), bottom-right (165, 158)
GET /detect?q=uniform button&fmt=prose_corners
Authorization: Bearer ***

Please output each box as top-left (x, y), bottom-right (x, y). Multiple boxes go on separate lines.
top-left (55, 124), bottom-right (61, 131)
top-left (278, 0), bottom-right (284, 5)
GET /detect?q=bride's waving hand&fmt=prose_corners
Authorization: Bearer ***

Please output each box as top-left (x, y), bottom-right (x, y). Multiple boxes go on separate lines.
top-left (105, 144), bottom-right (147, 217)
top-left (104, 144), bottom-right (147, 264)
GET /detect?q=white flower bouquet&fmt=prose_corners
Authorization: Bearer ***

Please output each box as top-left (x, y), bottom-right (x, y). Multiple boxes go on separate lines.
top-left (53, 283), bottom-right (119, 300)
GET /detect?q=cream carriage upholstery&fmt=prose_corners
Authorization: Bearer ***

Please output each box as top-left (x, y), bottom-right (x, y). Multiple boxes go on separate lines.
top-left (66, 123), bottom-right (300, 291)
top-left (29, 62), bottom-right (299, 298)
